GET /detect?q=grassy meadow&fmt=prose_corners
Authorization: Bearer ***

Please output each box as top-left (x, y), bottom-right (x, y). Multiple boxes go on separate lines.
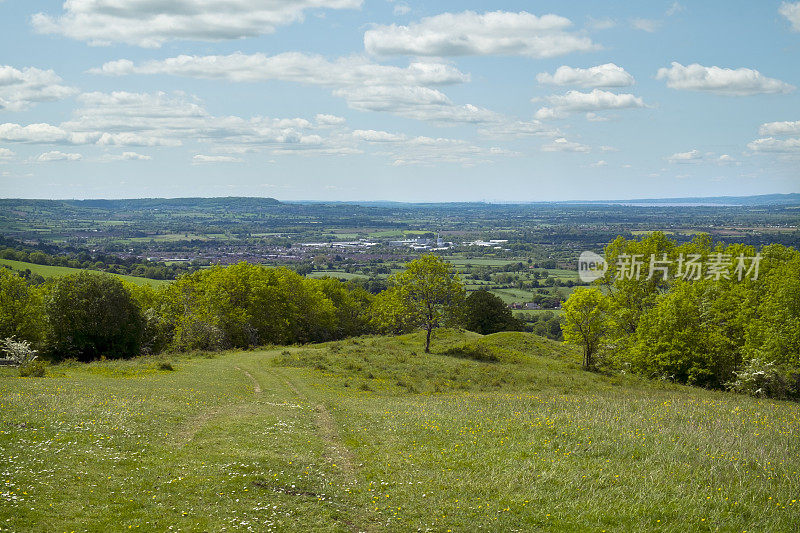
top-left (0, 259), bottom-right (169, 287)
top-left (1, 331), bottom-right (798, 531)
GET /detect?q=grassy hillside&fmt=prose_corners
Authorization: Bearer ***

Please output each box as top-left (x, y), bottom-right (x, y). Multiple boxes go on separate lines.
top-left (1, 331), bottom-right (798, 531)
top-left (0, 258), bottom-right (169, 287)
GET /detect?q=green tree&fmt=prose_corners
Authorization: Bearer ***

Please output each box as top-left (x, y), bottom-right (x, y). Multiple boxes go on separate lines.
top-left (45, 272), bottom-right (145, 361)
top-left (463, 289), bottom-right (522, 334)
top-left (630, 280), bottom-right (738, 387)
top-left (0, 269), bottom-right (45, 346)
top-left (375, 255), bottom-right (465, 353)
top-left (562, 287), bottom-right (611, 370)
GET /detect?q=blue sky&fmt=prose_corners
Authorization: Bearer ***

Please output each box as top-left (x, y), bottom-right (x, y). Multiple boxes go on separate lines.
top-left (0, 0), bottom-right (798, 201)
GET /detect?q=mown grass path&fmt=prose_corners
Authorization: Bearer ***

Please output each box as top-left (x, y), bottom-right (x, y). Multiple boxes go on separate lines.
top-left (1, 336), bottom-right (799, 532)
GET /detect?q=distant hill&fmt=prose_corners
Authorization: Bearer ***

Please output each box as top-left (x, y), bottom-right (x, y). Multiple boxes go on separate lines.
top-left (2, 194), bottom-right (797, 207)
top-left (565, 193), bottom-right (800, 207)
top-left (61, 197), bottom-right (283, 211)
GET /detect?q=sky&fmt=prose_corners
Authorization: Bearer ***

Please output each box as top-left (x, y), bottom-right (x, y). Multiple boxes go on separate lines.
top-left (0, 1), bottom-right (799, 202)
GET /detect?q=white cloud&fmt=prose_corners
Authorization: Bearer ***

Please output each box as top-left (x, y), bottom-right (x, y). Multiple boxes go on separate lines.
top-left (668, 149), bottom-right (703, 163)
top-left (759, 120), bottom-right (800, 136)
top-left (103, 151), bottom-right (152, 161)
top-left (747, 137), bottom-right (800, 153)
top-left (590, 160), bottom-right (608, 167)
top-left (631, 18), bottom-right (660, 32)
top-left (2, 89), bottom-right (517, 167)
top-left (780, 2), bottom-right (800, 31)
top-left (351, 129), bottom-right (407, 142)
top-left (92, 53), bottom-right (468, 86)
top-left (36, 150), bottom-right (82, 162)
top-left (0, 122), bottom-right (85, 144)
top-left (535, 89), bottom-right (645, 119)
top-left (334, 85), bottom-right (498, 124)
top-left (315, 114), bottom-right (346, 126)
top-left (0, 147), bottom-right (14, 161)
top-left (0, 65), bottom-right (77, 112)
top-left (667, 149), bottom-right (739, 165)
top-left (656, 62), bottom-right (795, 96)
top-left (476, 120), bottom-right (560, 139)
top-left (32, 0), bottom-right (363, 47)
top-left (536, 63), bottom-right (634, 88)
top-left (91, 53), bottom-right (495, 125)
top-left (193, 154), bottom-right (244, 164)
top-left (364, 10), bottom-right (598, 57)
top-left (541, 137), bottom-right (591, 153)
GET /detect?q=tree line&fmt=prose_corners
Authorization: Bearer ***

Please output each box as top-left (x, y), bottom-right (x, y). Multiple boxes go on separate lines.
top-left (1, 255), bottom-right (518, 362)
top-left (563, 233), bottom-right (800, 399)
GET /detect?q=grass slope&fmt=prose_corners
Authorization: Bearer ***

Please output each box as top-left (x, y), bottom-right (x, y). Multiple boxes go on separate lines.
top-left (1, 331), bottom-right (798, 531)
top-left (0, 258), bottom-right (169, 287)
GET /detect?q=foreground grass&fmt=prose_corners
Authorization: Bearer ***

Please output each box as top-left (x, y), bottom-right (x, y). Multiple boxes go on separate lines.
top-left (1, 331), bottom-right (798, 531)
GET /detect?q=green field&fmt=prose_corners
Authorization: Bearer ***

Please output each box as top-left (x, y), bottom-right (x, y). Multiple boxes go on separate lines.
top-left (1, 331), bottom-right (798, 531)
top-left (0, 259), bottom-right (170, 287)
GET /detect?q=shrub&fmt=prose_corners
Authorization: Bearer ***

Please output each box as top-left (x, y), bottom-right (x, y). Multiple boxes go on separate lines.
top-left (726, 357), bottom-right (790, 399)
top-left (1, 336), bottom-right (38, 366)
top-left (45, 272), bottom-right (145, 361)
top-left (19, 359), bottom-right (46, 377)
top-left (157, 361), bottom-right (174, 371)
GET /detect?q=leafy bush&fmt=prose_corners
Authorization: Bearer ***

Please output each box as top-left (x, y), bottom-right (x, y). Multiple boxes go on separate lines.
top-left (157, 361), bottom-right (174, 371)
top-left (1, 336), bottom-right (38, 366)
top-left (19, 359), bottom-right (46, 377)
top-left (726, 357), bottom-right (790, 399)
top-left (45, 272), bottom-right (145, 361)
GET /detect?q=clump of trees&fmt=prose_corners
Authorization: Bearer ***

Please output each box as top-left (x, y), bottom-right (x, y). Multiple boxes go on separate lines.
top-left (4, 253), bottom-right (532, 360)
top-left (0, 263), bottom-right (377, 362)
top-left (562, 232), bottom-right (800, 399)
top-left (462, 290), bottom-right (523, 335)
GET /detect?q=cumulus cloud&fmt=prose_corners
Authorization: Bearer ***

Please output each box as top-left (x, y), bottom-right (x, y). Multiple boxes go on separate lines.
top-left (668, 149), bottom-right (739, 165)
top-left (335, 85), bottom-right (498, 123)
top-left (0, 122), bottom-right (87, 144)
top-left (103, 151), bottom-right (152, 161)
top-left (32, 0), bottom-right (363, 47)
top-left (747, 137), bottom-right (800, 153)
top-left (541, 137), bottom-right (591, 153)
top-left (536, 63), bottom-right (634, 88)
top-left (590, 160), bottom-right (608, 167)
top-left (759, 120), bottom-right (800, 136)
top-left (315, 114), bottom-right (346, 126)
top-left (92, 53), bottom-right (468, 86)
top-left (780, 2), bottom-right (800, 31)
top-left (2, 89), bottom-right (516, 167)
top-left (351, 129), bottom-right (407, 142)
top-left (90, 53), bottom-right (499, 125)
top-left (0, 65), bottom-right (77, 111)
top-left (0, 147), bottom-right (14, 161)
top-left (476, 120), bottom-right (560, 139)
top-left (667, 149), bottom-right (703, 163)
top-left (364, 11), bottom-right (598, 57)
top-left (656, 62), bottom-right (795, 96)
top-left (36, 150), bottom-right (82, 162)
top-left (535, 89), bottom-right (645, 119)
